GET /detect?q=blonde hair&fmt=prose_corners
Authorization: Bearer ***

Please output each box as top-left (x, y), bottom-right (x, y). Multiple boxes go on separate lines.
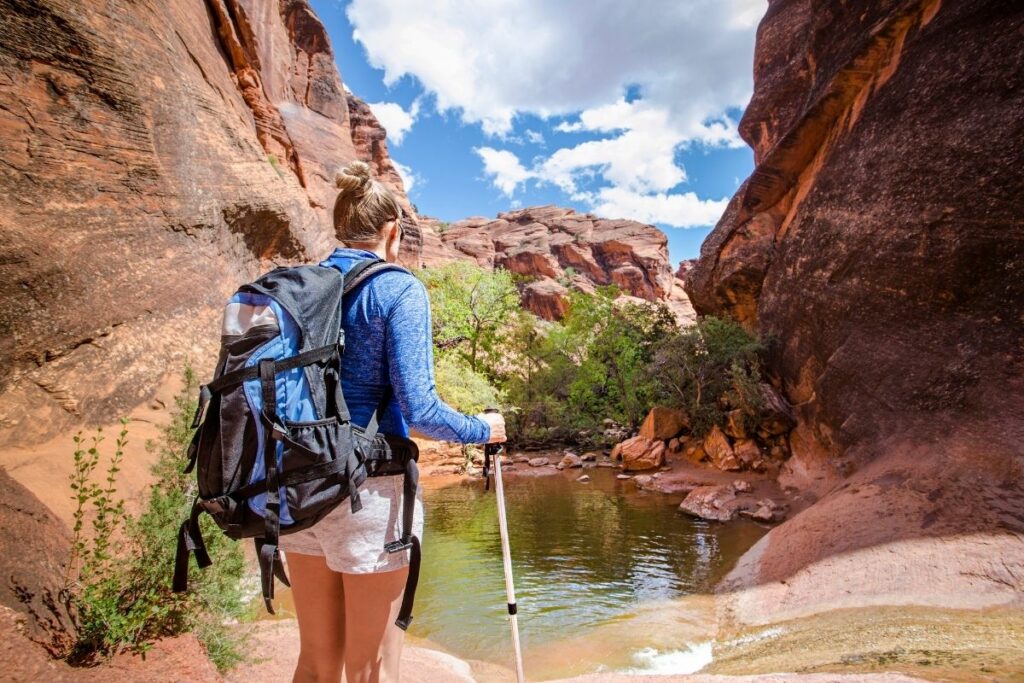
top-left (332, 160), bottom-right (402, 243)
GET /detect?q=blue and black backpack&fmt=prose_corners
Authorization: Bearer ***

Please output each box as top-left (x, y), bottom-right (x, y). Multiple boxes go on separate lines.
top-left (172, 258), bottom-right (421, 629)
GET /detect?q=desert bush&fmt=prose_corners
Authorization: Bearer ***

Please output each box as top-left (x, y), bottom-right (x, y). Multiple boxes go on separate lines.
top-left (66, 368), bottom-right (246, 670)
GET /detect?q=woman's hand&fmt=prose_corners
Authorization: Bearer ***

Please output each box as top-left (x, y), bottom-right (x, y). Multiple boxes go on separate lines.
top-left (478, 412), bottom-right (507, 443)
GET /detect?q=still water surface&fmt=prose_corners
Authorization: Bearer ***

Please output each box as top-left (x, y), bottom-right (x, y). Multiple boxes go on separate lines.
top-left (407, 466), bottom-right (766, 676)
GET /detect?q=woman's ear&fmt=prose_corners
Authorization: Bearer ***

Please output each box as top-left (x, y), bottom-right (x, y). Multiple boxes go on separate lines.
top-left (385, 219), bottom-right (402, 262)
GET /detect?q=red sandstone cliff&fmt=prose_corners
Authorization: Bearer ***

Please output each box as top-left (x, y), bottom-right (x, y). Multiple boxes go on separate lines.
top-left (686, 0), bottom-right (1024, 621)
top-left (419, 206), bottom-right (695, 322)
top-left (0, 0), bottom-right (419, 446)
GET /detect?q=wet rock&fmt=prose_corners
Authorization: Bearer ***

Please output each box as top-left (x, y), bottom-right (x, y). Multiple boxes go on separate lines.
top-left (576, 474), bottom-right (591, 483)
top-left (597, 461), bottom-right (617, 468)
top-left (618, 436), bottom-right (667, 471)
top-left (528, 457), bottom-right (550, 467)
top-left (679, 485), bottom-right (739, 522)
top-left (704, 426), bottom-right (741, 471)
top-left (559, 453), bottom-right (583, 469)
top-left (733, 480), bottom-right (753, 493)
top-left (616, 474), bottom-right (633, 480)
top-left (580, 451), bottom-right (599, 462)
top-left (638, 406), bottom-right (689, 441)
top-left (633, 475), bottom-right (653, 489)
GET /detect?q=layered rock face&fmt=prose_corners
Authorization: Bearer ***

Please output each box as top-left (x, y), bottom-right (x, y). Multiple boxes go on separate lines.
top-left (419, 206), bottom-right (695, 321)
top-left (0, 0), bottom-right (414, 446)
top-left (687, 0), bottom-right (1024, 616)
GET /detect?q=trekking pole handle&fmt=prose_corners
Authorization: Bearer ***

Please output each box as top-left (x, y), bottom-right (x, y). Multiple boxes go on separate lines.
top-left (483, 407), bottom-right (502, 490)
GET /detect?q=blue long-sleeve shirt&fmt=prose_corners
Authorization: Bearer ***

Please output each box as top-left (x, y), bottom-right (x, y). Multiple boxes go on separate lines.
top-left (319, 247), bottom-right (490, 444)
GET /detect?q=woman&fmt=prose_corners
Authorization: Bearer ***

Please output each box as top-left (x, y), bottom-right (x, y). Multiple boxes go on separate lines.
top-left (280, 160), bottom-right (506, 683)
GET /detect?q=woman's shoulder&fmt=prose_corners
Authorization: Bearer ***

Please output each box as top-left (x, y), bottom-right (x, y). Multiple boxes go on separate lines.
top-left (365, 266), bottom-right (426, 305)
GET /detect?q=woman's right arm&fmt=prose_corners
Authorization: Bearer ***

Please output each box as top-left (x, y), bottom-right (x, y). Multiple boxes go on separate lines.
top-left (384, 277), bottom-right (499, 443)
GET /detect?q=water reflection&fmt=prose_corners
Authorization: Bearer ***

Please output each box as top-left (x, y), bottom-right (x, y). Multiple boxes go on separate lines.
top-left (410, 467), bottom-right (765, 670)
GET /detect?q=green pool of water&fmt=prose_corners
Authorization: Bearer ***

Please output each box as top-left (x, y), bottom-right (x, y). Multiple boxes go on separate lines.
top-left (408, 465), bottom-right (766, 673)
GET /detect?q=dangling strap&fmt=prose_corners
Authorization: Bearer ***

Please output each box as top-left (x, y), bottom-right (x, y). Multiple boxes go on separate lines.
top-left (386, 455), bottom-right (421, 630)
top-left (257, 358), bottom-right (289, 614)
top-left (172, 499), bottom-right (212, 593)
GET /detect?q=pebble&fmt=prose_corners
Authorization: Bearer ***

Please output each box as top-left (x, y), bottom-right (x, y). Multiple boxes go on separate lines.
top-left (616, 474), bottom-right (632, 480)
top-left (576, 474), bottom-right (591, 483)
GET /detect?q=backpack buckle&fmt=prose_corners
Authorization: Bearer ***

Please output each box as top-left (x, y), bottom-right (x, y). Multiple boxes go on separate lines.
top-left (384, 538), bottom-right (413, 554)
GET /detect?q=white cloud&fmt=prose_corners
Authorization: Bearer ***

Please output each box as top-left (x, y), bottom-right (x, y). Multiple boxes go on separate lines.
top-left (524, 129), bottom-right (545, 145)
top-left (368, 99), bottom-right (421, 146)
top-left (475, 147), bottom-right (532, 196)
top-left (392, 159), bottom-right (421, 194)
top-left (585, 186), bottom-right (730, 228)
top-left (348, 0), bottom-right (763, 228)
top-left (348, 0), bottom-right (761, 137)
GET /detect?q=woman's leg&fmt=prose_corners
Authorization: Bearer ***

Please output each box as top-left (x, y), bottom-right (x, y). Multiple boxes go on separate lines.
top-left (289, 552), bottom-right (347, 683)
top-left (341, 567), bottom-right (410, 683)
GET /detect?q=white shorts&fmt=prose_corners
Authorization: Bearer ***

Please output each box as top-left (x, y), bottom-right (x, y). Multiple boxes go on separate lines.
top-left (279, 475), bottom-right (424, 573)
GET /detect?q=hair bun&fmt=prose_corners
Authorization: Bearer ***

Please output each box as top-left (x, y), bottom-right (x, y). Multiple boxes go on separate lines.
top-left (335, 160), bottom-right (373, 194)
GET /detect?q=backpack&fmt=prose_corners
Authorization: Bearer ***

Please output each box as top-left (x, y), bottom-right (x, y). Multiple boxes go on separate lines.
top-left (172, 258), bottom-right (422, 630)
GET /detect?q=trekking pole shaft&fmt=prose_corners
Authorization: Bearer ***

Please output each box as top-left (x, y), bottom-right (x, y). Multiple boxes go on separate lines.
top-left (492, 448), bottom-right (526, 683)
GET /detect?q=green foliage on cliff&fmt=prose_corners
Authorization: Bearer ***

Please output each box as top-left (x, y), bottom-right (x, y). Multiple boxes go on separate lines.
top-left (66, 368), bottom-right (246, 670)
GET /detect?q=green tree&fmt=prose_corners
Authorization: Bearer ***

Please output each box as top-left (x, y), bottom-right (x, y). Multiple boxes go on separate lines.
top-left (648, 316), bottom-right (765, 436)
top-left (417, 261), bottom-right (520, 372)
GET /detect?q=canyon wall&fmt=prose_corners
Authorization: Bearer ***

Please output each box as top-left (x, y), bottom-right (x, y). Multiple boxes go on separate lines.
top-left (0, 0), bottom-right (418, 447)
top-left (687, 0), bottom-right (1024, 617)
top-left (420, 206), bottom-right (695, 322)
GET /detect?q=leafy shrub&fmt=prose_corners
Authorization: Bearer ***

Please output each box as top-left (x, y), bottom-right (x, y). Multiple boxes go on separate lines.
top-left (434, 350), bottom-right (502, 414)
top-left (648, 316), bottom-right (766, 437)
top-left (67, 368), bottom-right (246, 670)
top-left (417, 261), bottom-right (520, 372)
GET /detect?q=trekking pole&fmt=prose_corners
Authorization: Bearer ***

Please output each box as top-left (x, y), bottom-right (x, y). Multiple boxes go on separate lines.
top-left (484, 408), bottom-right (526, 683)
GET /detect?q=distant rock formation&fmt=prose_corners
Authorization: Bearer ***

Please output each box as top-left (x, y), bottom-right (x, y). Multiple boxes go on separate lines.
top-left (418, 206), bottom-right (696, 322)
top-left (0, 0), bottom-right (414, 445)
top-left (687, 0), bottom-right (1024, 620)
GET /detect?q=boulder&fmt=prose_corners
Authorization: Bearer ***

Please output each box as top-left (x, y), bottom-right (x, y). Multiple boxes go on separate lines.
top-left (580, 451), bottom-right (599, 462)
top-left (703, 426), bottom-right (741, 471)
top-left (0, 470), bottom-right (77, 656)
top-left (633, 475), bottom-right (653, 490)
top-left (617, 436), bottom-right (667, 471)
top-left (725, 409), bottom-right (748, 439)
top-left (559, 453), bottom-right (583, 469)
top-left (733, 439), bottom-right (762, 468)
top-left (679, 485), bottom-right (739, 522)
top-left (682, 441), bottom-right (707, 464)
top-left (638, 406), bottom-right (689, 441)
top-left (528, 457), bottom-right (550, 467)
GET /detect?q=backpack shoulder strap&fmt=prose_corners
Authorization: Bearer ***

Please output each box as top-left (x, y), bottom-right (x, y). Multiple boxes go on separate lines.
top-left (342, 259), bottom-right (412, 296)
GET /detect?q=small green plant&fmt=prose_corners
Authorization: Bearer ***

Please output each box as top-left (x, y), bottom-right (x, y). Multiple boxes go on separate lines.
top-left (267, 153), bottom-right (283, 179)
top-left (66, 368), bottom-right (246, 670)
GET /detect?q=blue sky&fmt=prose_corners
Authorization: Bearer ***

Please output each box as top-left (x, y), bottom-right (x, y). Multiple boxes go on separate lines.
top-left (309, 0), bottom-right (761, 263)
